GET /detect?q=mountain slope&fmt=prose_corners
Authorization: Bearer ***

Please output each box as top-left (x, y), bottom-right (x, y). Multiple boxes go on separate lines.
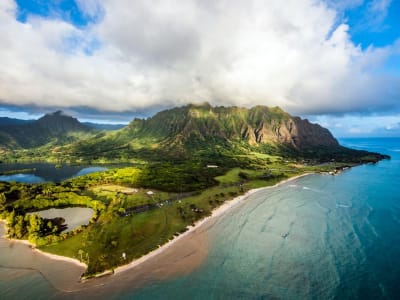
top-left (0, 111), bottom-right (95, 149)
top-left (125, 103), bottom-right (338, 148)
top-left (83, 122), bottom-right (126, 131)
top-left (69, 103), bottom-right (386, 163)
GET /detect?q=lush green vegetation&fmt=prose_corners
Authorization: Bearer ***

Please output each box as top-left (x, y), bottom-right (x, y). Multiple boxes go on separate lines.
top-left (1, 155), bottom-right (313, 276)
top-left (1, 103), bottom-right (389, 165)
top-left (0, 104), bottom-right (390, 277)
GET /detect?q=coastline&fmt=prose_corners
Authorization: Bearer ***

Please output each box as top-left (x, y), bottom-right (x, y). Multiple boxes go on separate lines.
top-left (0, 220), bottom-right (87, 269)
top-left (1, 172), bottom-right (314, 292)
top-left (113, 172), bottom-right (313, 275)
top-left (0, 220), bottom-right (87, 293)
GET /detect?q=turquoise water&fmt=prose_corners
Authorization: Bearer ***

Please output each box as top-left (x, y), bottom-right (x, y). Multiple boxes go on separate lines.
top-left (121, 138), bottom-right (400, 299)
top-left (1, 138), bottom-right (399, 299)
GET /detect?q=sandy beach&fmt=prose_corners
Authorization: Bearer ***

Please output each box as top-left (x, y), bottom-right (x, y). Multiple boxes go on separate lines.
top-left (0, 220), bottom-right (86, 268)
top-left (0, 221), bottom-right (87, 293)
top-left (0, 173), bottom-right (312, 294)
top-left (114, 173), bottom-right (312, 275)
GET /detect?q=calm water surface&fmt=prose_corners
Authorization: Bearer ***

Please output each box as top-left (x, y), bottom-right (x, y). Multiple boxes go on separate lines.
top-left (1, 138), bottom-right (399, 299)
top-left (0, 163), bottom-right (109, 183)
top-left (28, 207), bottom-right (94, 233)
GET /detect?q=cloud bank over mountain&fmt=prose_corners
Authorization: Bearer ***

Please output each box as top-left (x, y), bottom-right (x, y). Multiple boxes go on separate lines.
top-left (0, 0), bottom-right (399, 116)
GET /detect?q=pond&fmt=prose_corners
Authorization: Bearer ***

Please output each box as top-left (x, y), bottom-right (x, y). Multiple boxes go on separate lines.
top-left (0, 163), bottom-right (114, 183)
top-left (28, 207), bottom-right (94, 233)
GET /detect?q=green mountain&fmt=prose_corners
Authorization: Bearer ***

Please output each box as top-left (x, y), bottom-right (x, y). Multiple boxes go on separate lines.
top-left (82, 122), bottom-right (126, 131)
top-left (0, 111), bottom-right (95, 150)
top-left (126, 103), bottom-right (337, 147)
top-left (69, 103), bottom-right (387, 163)
top-left (0, 117), bottom-right (33, 126)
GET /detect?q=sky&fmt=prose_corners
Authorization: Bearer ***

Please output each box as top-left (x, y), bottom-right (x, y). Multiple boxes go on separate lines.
top-left (0, 0), bottom-right (399, 136)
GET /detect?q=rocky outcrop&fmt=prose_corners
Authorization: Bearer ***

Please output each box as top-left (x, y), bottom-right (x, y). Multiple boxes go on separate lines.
top-left (290, 117), bottom-right (339, 148)
top-left (234, 116), bottom-right (338, 149)
top-left (126, 103), bottom-right (339, 150)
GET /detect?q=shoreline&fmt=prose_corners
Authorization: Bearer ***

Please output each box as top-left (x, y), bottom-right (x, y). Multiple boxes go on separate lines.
top-left (0, 220), bottom-right (87, 269)
top-left (1, 172), bottom-right (314, 287)
top-left (113, 172), bottom-right (313, 275)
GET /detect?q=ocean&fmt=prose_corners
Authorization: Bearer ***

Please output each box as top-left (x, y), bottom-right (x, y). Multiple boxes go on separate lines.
top-left (1, 138), bottom-right (399, 299)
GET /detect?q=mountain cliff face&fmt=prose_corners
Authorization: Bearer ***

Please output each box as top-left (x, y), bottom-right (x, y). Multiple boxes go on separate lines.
top-left (0, 111), bottom-right (94, 149)
top-left (0, 104), bottom-right (387, 163)
top-left (124, 103), bottom-right (338, 149)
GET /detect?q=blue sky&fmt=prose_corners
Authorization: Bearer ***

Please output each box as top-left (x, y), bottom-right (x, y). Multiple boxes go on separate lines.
top-left (15, 0), bottom-right (92, 27)
top-left (0, 0), bottom-right (399, 137)
top-left (343, 0), bottom-right (400, 48)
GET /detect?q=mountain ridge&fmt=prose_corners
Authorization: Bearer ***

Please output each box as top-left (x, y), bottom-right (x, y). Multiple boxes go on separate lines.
top-left (0, 110), bottom-right (95, 149)
top-left (123, 103), bottom-right (338, 149)
top-left (67, 103), bottom-right (388, 164)
top-left (0, 117), bottom-right (34, 126)
top-left (0, 104), bottom-right (389, 164)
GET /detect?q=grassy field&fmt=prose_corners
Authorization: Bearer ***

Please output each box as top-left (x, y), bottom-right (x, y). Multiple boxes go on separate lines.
top-left (88, 184), bottom-right (173, 208)
top-left (42, 206), bottom-right (188, 274)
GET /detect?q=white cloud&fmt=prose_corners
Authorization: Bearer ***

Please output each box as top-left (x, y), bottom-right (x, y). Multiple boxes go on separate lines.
top-left (310, 114), bottom-right (400, 136)
top-left (75, 0), bottom-right (103, 19)
top-left (366, 0), bottom-right (392, 30)
top-left (326, 0), bottom-right (364, 10)
top-left (385, 123), bottom-right (400, 130)
top-left (369, 0), bottom-right (391, 12)
top-left (0, 0), bottom-right (399, 116)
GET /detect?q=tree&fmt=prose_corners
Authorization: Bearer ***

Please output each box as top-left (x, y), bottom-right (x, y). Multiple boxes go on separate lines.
top-left (14, 215), bottom-right (26, 239)
top-left (6, 210), bottom-right (16, 227)
top-left (28, 214), bottom-right (43, 239)
top-left (0, 193), bottom-right (6, 211)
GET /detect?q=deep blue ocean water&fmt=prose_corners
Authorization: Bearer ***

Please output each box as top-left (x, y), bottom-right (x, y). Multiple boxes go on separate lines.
top-left (1, 138), bottom-right (399, 299)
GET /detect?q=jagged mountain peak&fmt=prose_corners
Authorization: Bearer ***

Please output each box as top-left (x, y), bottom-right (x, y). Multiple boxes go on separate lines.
top-left (0, 110), bottom-right (94, 149)
top-left (36, 111), bottom-right (89, 131)
top-left (39, 110), bottom-right (75, 121)
top-left (124, 103), bottom-right (338, 149)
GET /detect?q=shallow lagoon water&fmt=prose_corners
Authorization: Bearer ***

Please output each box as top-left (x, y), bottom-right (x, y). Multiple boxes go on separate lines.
top-left (28, 207), bottom-right (94, 233)
top-left (1, 138), bottom-right (399, 299)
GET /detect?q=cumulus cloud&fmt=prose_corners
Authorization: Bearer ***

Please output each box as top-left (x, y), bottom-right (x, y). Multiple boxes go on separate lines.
top-left (0, 0), bottom-right (399, 116)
